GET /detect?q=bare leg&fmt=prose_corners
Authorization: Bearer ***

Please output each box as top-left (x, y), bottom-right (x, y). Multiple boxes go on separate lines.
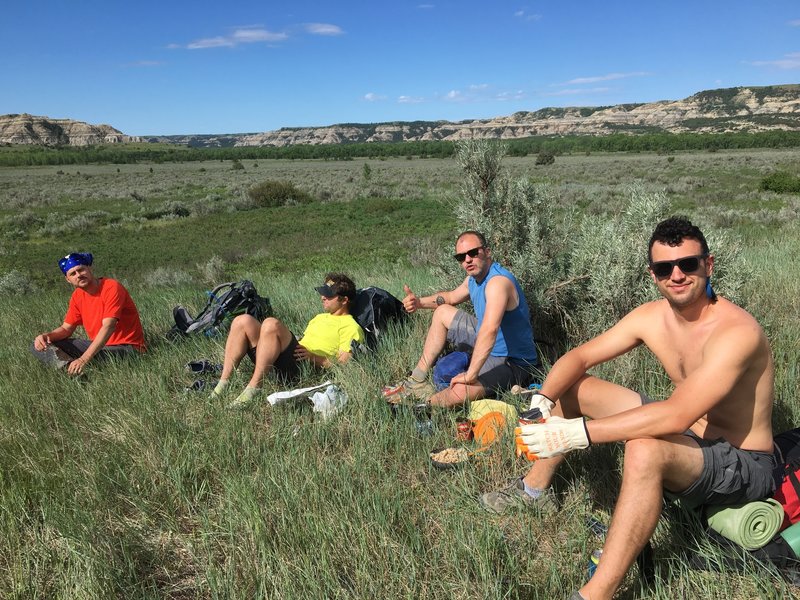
top-left (414, 304), bottom-right (459, 373)
top-left (429, 382), bottom-right (487, 408)
top-left (247, 317), bottom-right (294, 388)
top-left (219, 314), bottom-right (262, 381)
top-left (579, 435), bottom-right (703, 600)
top-left (522, 375), bottom-right (645, 490)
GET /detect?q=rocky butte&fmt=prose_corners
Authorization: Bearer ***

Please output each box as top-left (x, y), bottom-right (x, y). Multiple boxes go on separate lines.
top-left (0, 113), bottom-right (140, 146)
top-left (3, 85), bottom-right (799, 147)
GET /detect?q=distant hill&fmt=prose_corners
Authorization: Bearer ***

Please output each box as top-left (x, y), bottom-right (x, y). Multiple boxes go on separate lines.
top-left (3, 85), bottom-right (800, 147)
top-left (0, 113), bottom-right (141, 146)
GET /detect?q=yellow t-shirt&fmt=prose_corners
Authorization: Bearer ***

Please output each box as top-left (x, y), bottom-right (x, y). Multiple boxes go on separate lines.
top-left (299, 313), bottom-right (365, 359)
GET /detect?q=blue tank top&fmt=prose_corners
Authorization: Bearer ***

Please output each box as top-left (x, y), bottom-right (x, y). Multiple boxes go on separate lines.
top-left (468, 262), bottom-right (538, 365)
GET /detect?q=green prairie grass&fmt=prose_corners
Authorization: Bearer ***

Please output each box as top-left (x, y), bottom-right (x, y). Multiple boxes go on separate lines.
top-left (1, 151), bottom-right (799, 598)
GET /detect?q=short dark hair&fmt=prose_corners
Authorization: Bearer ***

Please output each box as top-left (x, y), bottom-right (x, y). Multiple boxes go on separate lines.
top-left (456, 230), bottom-right (488, 247)
top-left (648, 216), bottom-right (709, 262)
top-left (322, 272), bottom-right (357, 305)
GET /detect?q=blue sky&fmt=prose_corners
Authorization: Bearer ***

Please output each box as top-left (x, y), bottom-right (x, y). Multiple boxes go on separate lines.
top-left (1, 1), bottom-right (798, 136)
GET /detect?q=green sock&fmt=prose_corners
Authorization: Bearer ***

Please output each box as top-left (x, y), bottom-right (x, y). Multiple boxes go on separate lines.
top-left (229, 386), bottom-right (260, 408)
top-left (211, 379), bottom-right (230, 397)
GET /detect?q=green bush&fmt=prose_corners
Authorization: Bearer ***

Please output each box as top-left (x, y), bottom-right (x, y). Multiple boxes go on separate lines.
top-left (246, 180), bottom-right (313, 208)
top-left (760, 171), bottom-right (800, 194)
top-left (450, 140), bottom-right (749, 360)
top-left (535, 149), bottom-right (555, 165)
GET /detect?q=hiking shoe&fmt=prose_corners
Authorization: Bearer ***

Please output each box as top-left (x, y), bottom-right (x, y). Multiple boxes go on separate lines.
top-left (184, 379), bottom-right (209, 393)
top-left (382, 376), bottom-right (435, 404)
top-left (185, 359), bottom-right (222, 375)
top-left (478, 479), bottom-right (556, 515)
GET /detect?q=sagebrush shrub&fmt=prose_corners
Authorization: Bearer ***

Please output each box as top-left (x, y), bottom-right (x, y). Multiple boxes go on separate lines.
top-left (246, 180), bottom-right (313, 208)
top-left (450, 140), bottom-right (750, 358)
top-left (761, 171), bottom-right (800, 194)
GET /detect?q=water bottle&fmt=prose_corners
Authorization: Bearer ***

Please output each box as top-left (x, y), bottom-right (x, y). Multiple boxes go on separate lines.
top-left (413, 403), bottom-right (434, 437)
top-left (588, 549), bottom-right (603, 578)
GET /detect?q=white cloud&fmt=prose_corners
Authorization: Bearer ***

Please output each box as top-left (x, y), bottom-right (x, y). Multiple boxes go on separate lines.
top-left (185, 26), bottom-right (287, 50)
top-left (188, 36), bottom-right (233, 50)
top-left (496, 90), bottom-right (526, 101)
top-left (232, 28), bottom-right (285, 43)
top-left (514, 9), bottom-right (542, 22)
top-left (445, 90), bottom-right (465, 102)
top-left (305, 23), bottom-right (344, 36)
top-left (561, 72), bottom-right (649, 85)
top-left (789, 19), bottom-right (800, 26)
top-left (542, 87), bottom-right (611, 97)
top-left (469, 83), bottom-right (489, 91)
top-left (364, 92), bottom-right (387, 102)
top-left (398, 95), bottom-right (424, 104)
top-left (747, 52), bottom-right (800, 69)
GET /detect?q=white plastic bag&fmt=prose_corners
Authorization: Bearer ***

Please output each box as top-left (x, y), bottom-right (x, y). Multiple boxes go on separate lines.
top-left (266, 380), bottom-right (332, 406)
top-left (310, 384), bottom-right (347, 420)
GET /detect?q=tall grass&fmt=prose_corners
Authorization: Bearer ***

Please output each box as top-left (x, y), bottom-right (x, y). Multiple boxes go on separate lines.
top-left (1, 152), bottom-right (798, 598)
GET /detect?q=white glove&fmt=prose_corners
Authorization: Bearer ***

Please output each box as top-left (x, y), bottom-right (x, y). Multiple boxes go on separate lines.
top-left (528, 392), bottom-right (556, 418)
top-left (517, 416), bottom-right (590, 459)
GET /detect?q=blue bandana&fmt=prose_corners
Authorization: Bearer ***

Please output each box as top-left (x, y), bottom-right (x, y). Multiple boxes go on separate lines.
top-left (59, 252), bottom-right (93, 275)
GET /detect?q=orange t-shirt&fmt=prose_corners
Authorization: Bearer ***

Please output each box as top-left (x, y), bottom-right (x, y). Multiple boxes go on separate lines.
top-left (64, 278), bottom-right (146, 351)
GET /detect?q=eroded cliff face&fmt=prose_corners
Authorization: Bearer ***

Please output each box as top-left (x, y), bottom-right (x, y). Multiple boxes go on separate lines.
top-left (4, 85), bottom-right (799, 147)
top-left (235, 85), bottom-right (800, 147)
top-left (0, 114), bottom-right (140, 145)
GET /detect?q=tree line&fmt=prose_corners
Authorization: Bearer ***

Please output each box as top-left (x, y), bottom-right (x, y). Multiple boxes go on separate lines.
top-left (2, 130), bottom-right (800, 167)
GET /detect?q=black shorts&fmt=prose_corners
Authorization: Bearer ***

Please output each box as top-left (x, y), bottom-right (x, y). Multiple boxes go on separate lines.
top-left (247, 333), bottom-right (301, 382)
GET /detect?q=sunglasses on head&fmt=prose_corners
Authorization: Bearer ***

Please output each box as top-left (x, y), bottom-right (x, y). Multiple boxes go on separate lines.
top-left (649, 254), bottom-right (708, 278)
top-left (453, 246), bottom-right (484, 262)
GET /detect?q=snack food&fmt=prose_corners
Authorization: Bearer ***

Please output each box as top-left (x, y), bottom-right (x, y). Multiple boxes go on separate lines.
top-left (430, 447), bottom-right (469, 464)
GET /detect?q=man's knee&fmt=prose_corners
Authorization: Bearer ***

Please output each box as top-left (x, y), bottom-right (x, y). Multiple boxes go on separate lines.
top-left (259, 317), bottom-right (289, 341)
top-left (230, 313), bottom-right (259, 331)
top-left (622, 437), bottom-right (688, 478)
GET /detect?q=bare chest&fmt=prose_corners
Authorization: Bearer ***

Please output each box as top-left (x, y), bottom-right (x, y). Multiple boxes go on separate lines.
top-left (645, 321), bottom-right (714, 382)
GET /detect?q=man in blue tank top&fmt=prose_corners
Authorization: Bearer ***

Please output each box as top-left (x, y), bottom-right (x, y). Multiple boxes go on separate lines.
top-left (383, 230), bottom-right (539, 407)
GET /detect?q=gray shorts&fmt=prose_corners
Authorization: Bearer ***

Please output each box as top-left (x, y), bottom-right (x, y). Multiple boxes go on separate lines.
top-left (444, 310), bottom-right (536, 396)
top-left (639, 393), bottom-right (776, 508)
top-left (31, 338), bottom-right (138, 368)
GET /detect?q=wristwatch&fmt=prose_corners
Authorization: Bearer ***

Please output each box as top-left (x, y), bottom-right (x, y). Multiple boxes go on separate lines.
top-left (435, 295), bottom-right (445, 306)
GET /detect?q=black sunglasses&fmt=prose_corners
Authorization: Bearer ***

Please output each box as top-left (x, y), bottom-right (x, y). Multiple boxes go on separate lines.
top-left (649, 254), bottom-right (708, 278)
top-left (453, 246), bottom-right (485, 262)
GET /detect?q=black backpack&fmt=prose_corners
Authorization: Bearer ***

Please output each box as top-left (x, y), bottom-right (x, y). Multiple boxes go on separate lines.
top-left (351, 286), bottom-right (407, 349)
top-left (167, 280), bottom-right (273, 340)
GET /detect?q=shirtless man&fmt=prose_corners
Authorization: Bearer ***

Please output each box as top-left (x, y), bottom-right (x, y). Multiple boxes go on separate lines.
top-left (479, 217), bottom-right (775, 600)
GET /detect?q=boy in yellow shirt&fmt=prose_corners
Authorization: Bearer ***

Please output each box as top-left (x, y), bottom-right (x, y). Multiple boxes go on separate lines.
top-left (213, 273), bottom-right (365, 408)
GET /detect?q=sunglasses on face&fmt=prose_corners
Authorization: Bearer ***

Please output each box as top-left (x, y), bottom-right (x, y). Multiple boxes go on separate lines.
top-left (649, 254), bottom-right (707, 279)
top-left (453, 246), bottom-right (485, 262)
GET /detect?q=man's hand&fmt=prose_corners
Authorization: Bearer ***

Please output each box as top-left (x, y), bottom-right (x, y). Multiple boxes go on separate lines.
top-left (34, 334), bottom-right (51, 352)
top-left (67, 356), bottom-right (89, 376)
top-left (528, 392), bottom-right (556, 418)
top-left (294, 345), bottom-right (329, 367)
top-left (516, 416), bottom-right (591, 459)
top-left (448, 371), bottom-right (478, 388)
top-left (401, 284), bottom-right (421, 314)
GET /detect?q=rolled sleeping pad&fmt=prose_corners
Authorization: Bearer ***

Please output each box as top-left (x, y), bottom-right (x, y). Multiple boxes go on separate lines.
top-left (706, 498), bottom-right (784, 550)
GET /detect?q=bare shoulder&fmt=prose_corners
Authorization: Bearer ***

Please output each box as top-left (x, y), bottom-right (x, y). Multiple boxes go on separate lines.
top-left (485, 273), bottom-right (514, 293)
top-left (709, 298), bottom-right (768, 348)
top-left (619, 299), bottom-right (668, 330)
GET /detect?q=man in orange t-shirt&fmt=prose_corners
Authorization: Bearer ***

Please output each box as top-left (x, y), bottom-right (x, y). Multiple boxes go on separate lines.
top-left (31, 252), bottom-right (145, 375)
